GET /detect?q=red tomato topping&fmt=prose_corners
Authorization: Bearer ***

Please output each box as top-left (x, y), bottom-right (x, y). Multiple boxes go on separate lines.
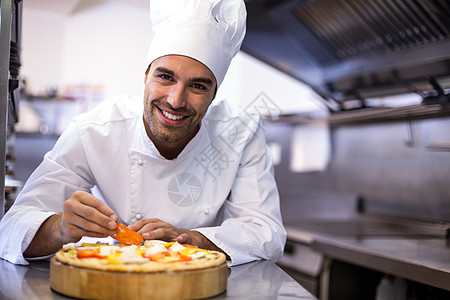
top-left (76, 249), bottom-right (107, 259)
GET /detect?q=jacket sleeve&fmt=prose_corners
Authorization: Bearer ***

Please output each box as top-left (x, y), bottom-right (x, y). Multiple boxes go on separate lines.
top-left (0, 120), bottom-right (95, 265)
top-left (195, 119), bottom-right (287, 266)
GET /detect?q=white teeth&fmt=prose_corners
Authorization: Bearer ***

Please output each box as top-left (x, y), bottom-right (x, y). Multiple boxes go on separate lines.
top-left (162, 110), bottom-right (184, 121)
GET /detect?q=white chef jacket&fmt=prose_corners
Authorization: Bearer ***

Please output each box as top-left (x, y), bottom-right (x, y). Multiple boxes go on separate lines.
top-left (0, 95), bottom-right (286, 265)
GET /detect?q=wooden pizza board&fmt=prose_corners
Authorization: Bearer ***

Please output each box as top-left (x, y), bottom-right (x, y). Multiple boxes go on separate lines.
top-left (50, 257), bottom-right (228, 300)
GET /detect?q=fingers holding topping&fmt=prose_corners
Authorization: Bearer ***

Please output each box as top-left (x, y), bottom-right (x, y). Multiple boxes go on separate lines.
top-left (61, 191), bottom-right (118, 240)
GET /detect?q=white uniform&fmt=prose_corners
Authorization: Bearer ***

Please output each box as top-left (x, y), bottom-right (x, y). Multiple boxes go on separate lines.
top-left (0, 95), bottom-right (286, 265)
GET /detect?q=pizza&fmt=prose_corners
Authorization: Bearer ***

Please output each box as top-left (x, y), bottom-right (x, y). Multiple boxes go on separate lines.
top-left (54, 223), bottom-right (226, 272)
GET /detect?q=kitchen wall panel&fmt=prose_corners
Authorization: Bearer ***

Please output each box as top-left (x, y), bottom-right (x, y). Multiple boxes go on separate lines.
top-left (267, 116), bottom-right (450, 223)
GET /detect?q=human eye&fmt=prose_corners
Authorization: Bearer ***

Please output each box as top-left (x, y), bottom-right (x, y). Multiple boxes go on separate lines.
top-left (192, 83), bottom-right (206, 90)
top-left (159, 74), bottom-right (173, 81)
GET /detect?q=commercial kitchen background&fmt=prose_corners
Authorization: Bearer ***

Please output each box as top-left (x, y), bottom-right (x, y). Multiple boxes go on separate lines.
top-left (16, 0), bottom-right (327, 181)
top-left (5, 1), bottom-right (450, 299)
top-left (15, 0), bottom-right (419, 182)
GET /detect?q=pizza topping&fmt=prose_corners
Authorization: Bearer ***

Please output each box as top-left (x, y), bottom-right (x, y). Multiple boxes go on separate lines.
top-left (99, 245), bottom-right (120, 257)
top-left (147, 251), bottom-right (192, 263)
top-left (77, 246), bottom-right (101, 251)
top-left (76, 249), bottom-right (107, 259)
top-left (180, 247), bottom-right (209, 259)
top-left (144, 240), bottom-right (167, 247)
top-left (188, 251), bottom-right (206, 259)
top-left (56, 240), bottom-right (226, 272)
top-left (82, 242), bottom-right (109, 247)
top-left (179, 247), bottom-right (207, 256)
top-left (169, 242), bottom-right (186, 252)
top-left (112, 223), bottom-right (143, 245)
top-left (145, 252), bottom-right (167, 261)
top-left (119, 245), bottom-right (138, 257)
top-left (107, 253), bottom-right (123, 265)
top-left (62, 243), bottom-right (77, 250)
top-left (145, 244), bottom-right (168, 257)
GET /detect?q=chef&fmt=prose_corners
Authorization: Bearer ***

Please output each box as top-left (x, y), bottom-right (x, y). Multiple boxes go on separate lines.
top-left (0, 0), bottom-right (286, 266)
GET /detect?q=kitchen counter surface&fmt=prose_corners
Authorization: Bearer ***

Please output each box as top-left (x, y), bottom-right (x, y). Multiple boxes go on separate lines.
top-left (286, 225), bottom-right (450, 291)
top-left (0, 257), bottom-right (317, 299)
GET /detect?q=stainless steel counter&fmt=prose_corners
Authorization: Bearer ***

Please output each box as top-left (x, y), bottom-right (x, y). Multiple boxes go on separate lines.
top-left (0, 258), bottom-right (317, 299)
top-left (277, 192), bottom-right (450, 294)
top-left (286, 225), bottom-right (450, 292)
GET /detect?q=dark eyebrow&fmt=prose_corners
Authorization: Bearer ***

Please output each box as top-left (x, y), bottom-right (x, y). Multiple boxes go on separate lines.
top-left (190, 77), bottom-right (213, 87)
top-left (154, 67), bottom-right (175, 77)
top-left (154, 67), bottom-right (214, 87)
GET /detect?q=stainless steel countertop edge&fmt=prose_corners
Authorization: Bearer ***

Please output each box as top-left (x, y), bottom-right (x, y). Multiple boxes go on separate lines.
top-left (284, 225), bottom-right (450, 291)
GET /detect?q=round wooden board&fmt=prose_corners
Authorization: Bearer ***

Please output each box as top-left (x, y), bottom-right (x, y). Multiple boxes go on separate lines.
top-left (50, 257), bottom-right (228, 300)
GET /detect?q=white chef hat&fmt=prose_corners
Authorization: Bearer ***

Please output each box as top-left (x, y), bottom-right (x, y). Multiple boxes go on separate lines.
top-left (146, 0), bottom-right (247, 87)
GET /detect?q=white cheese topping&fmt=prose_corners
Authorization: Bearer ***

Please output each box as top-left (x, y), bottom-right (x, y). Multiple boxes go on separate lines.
top-left (119, 245), bottom-right (138, 257)
top-left (62, 243), bottom-right (77, 250)
top-left (145, 244), bottom-right (168, 257)
top-left (99, 245), bottom-right (120, 257)
top-left (169, 242), bottom-right (186, 252)
top-left (144, 240), bottom-right (167, 247)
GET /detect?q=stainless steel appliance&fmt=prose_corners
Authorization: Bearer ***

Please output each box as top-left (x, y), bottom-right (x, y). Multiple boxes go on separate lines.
top-left (243, 0), bottom-right (450, 108)
top-left (241, 0), bottom-right (450, 298)
top-left (0, 0), bottom-right (22, 218)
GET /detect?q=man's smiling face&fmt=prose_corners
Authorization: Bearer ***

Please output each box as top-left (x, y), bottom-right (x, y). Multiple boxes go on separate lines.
top-left (143, 55), bottom-right (217, 148)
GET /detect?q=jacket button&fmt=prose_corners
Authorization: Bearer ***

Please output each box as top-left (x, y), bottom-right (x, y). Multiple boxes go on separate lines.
top-left (203, 208), bottom-right (209, 215)
top-left (136, 213), bottom-right (143, 220)
top-left (137, 160), bottom-right (144, 166)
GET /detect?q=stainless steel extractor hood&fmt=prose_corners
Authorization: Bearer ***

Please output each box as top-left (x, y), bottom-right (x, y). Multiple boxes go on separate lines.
top-left (242, 0), bottom-right (450, 109)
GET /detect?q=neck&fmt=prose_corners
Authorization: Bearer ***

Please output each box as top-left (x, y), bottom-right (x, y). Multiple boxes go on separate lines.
top-left (144, 120), bottom-right (199, 160)
top-left (152, 141), bottom-right (186, 160)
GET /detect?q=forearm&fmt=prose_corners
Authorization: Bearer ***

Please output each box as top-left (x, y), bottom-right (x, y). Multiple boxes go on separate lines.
top-left (23, 214), bottom-right (64, 258)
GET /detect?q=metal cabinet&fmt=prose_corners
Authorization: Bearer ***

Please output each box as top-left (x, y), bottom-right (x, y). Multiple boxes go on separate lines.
top-left (0, 0), bottom-right (22, 219)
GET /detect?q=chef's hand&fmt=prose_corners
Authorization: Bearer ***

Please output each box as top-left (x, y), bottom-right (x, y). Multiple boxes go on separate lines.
top-left (129, 218), bottom-right (191, 243)
top-left (60, 191), bottom-right (117, 243)
top-left (129, 218), bottom-right (229, 258)
top-left (24, 191), bottom-right (117, 258)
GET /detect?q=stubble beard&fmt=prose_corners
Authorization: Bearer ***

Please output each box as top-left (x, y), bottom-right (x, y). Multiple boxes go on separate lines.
top-left (144, 100), bottom-right (202, 144)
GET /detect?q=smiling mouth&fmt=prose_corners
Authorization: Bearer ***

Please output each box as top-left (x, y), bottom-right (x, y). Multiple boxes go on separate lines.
top-left (162, 110), bottom-right (184, 120)
top-left (157, 106), bottom-right (188, 122)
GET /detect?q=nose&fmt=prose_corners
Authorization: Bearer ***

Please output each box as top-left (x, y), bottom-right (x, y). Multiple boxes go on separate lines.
top-left (167, 84), bottom-right (186, 109)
